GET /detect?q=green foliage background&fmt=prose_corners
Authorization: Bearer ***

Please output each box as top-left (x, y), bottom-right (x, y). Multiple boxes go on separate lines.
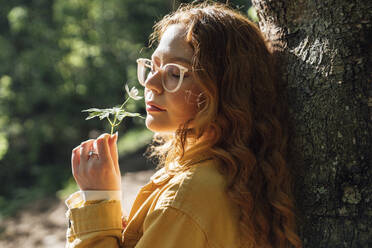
top-left (0, 0), bottom-right (256, 217)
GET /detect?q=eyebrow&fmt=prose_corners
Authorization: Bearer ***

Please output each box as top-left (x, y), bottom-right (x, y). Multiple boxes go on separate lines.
top-left (151, 54), bottom-right (192, 66)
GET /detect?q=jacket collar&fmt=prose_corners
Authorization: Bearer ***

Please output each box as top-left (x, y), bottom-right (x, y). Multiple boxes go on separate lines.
top-left (150, 167), bottom-right (171, 186)
top-left (150, 153), bottom-right (214, 186)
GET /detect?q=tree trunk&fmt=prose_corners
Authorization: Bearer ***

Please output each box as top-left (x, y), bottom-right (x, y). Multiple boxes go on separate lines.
top-left (251, 0), bottom-right (371, 247)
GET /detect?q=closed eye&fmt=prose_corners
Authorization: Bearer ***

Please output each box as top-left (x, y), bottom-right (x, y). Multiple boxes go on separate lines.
top-left (171, 73), bottom-right (180, 78)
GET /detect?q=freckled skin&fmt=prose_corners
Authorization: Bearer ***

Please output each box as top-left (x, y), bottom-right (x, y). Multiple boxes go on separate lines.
top-left (145, 24), bottom-right (202, 134)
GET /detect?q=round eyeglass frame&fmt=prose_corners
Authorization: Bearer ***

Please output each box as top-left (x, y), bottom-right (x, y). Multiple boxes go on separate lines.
top-left (136, 58), bottom-right (190, 93)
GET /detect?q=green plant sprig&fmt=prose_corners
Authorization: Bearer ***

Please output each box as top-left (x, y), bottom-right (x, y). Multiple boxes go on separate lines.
top-left (82, 84), bottom-right (144, 135)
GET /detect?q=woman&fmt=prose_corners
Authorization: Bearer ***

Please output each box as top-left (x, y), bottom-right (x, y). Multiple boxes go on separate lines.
top-left (66, 2), bottom-right (302, 248)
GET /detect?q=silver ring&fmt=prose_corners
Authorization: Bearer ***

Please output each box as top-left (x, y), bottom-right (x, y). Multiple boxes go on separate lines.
top-left (88, 150), bottom-right (98, 157)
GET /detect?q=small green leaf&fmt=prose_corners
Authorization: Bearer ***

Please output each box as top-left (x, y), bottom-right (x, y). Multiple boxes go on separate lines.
top-left (83, 108), bottom-right (108, 120)
top-left (85, 114), bottom-right (100, 120)
top-left (99, 111), bottom-right (110, 120)
top-left (117, 111), bottom-right (143, 121)
top-left (112, 107), bottom-right (122, 115)
top-left (125, 112), bottom-right (142, 117)
top-left (117, 113), bottom-right (127, 122)
top-left (82, 108), bottom-right (105, 113)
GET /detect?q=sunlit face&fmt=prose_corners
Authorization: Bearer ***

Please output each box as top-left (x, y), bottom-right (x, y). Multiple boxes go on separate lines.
top-left (144, 24), bottom-right (202, 134)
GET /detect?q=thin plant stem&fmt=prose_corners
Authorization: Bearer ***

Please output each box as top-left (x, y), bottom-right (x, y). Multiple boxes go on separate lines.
top-left (119, 97), bottom-right (130, 109)
top-left (111, 96), bottom-right (132, 134)
top-left (111, 112), bottom-right (118, 135)
top-left (107, 117), bottom-right (114, 135)
top-left (107, 117), bottom-right (113, 126)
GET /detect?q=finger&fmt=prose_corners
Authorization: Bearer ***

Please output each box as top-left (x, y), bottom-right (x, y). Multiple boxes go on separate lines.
top-left (71, 146), bottom-right (80, 177)
top-left (96, 133), bottom-right (113, 165)
top-left (109, 132), bottom-right (119, 173)
top-left (80, 139), bottom-right (95, 163)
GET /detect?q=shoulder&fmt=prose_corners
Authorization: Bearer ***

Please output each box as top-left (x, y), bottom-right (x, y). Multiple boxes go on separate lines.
top-left (154, 159), bottom-right (240, 246)
top-left (156, 159), bottom-right (227, 209)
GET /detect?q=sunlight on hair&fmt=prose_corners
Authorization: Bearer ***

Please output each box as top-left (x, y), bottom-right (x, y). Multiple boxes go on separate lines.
top-left (147, 2), bottom-right (302, 247)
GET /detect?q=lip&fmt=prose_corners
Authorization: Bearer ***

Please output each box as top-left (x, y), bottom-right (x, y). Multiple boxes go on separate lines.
top-left (146, 101), bottom-right (166, 112)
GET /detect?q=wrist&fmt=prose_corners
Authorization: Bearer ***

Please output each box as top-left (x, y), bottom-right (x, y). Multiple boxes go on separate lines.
top-left (65, 190), bottom-right (122, 209)
top-left (81, 190), bottom-right (122, 202)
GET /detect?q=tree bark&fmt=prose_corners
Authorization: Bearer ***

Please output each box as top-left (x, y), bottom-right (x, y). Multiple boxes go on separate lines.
top-left (251, 0), bottom-right (371, 247)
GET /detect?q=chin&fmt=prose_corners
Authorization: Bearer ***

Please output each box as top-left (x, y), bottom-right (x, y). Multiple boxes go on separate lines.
top-left (145, 117), bottom-right (175, 134)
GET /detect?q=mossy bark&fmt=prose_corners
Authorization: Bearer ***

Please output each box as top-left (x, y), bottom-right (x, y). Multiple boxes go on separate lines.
top-left (252, 0), bottom-right (371, 247)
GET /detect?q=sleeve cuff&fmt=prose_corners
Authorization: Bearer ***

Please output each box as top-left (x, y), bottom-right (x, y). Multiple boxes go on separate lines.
top-left (65, 190), bottom-right (122, 209)
top-left (66, 200), bottom-right (123, 238)
top-left (83, 190), bottom-right (122, 202)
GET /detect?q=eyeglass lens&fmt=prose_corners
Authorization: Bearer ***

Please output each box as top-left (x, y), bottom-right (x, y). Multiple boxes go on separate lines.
top-left (137, 61), bottom-right (182, 92)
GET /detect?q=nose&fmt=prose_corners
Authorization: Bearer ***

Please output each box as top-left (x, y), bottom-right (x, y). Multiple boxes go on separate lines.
top-left (145, 70), bottom-right (163, 95)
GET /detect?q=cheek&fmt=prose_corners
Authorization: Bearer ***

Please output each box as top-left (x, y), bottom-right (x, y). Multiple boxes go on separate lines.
top-left (182, 81), bottom-right (203, 102)
top-left (183, 84), bottom-right (204, 111)
top-left (184, 88), bottom-right (203, 106)
top-left (169, 89), bottom-right (200, 116)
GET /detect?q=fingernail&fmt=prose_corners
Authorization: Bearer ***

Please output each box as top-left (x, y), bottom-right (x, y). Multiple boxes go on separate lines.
top-left (98, 133), bottom-right (107, 140)
top-left (110, 132), bottom-right (117, 142)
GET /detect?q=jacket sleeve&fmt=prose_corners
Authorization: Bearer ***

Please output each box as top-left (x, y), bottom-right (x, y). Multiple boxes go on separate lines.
top-left (135, 207), bottom-right (209, 248)
top-left (65, 191), bottom-right (124, 248)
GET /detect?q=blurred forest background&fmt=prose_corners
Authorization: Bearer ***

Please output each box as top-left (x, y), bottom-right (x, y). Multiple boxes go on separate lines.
top-left (0, 0), bottom-right (257, 219)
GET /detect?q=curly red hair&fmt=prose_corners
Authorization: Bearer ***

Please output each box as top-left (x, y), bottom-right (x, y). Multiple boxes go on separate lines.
top-left (147, 2), bottom-right (302, 247)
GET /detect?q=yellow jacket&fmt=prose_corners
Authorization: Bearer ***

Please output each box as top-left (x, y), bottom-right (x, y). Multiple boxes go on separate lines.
top-left (65, 158), bottom-right (241, 248)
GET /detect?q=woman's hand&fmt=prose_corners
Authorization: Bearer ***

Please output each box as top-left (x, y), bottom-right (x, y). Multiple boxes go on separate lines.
top-left (71, 133), bottom-right (121, 190)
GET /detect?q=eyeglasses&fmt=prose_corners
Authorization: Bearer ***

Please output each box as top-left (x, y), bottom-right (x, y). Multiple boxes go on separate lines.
top-left (136, 58), bottom-right (190, 93)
